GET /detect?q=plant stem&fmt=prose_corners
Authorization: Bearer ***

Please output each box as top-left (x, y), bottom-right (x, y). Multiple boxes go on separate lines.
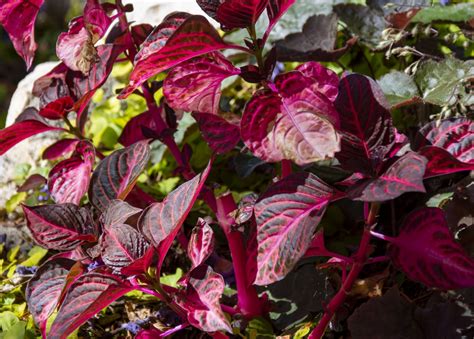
top-left (216, 193), bottom-right (263, 317)
top-left (281, 160), bottom-right (292, 178)
top-left (369, 230), bottom-right (396, 243)
top-left (248, 24), bottom-right (264, 70)
top-left (308, 203), bottom-right (379, 339)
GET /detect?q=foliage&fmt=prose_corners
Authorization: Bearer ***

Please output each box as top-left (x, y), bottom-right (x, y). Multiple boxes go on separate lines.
top-left (0, 0), bottom-right (473, 338)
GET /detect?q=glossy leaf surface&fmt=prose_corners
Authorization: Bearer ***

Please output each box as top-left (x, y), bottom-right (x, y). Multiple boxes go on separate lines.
top-left (42, 139), bottom-right (79, 160)
top-left (118, 108), bottom-right (165, 147)
top-left (188, 218), bottom-right (215, 268)
top-left (193, 112), bottom-right (240, 154)
top-left (419, 146), bottom-right (474, 178)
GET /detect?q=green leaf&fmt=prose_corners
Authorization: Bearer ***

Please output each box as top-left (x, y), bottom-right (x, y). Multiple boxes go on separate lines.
top-left (5, 193), bottom-right (27, 213)
top-left (6, 246), bottom-right (20, 263)
top-left (415, 57), bottom-right (474, 106)
top-left (245, 317), bottom-right (274, 338)
top-left (1, 321), bottom-right (25, 339)
top-left (378, 71), bottom-right (421, 108)
top-left (0, 312), bottom-right (19, 332)
top-left (413, 4), bottom-right (474, 24)
top-left (19, 247), bottom-right (47, 267)
top-left (160, 268), bottom-right (183, 288)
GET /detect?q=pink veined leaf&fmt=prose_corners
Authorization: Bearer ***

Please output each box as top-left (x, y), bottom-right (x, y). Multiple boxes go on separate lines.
top-left (197, 0), bottom-right (268, 29)
top-left (241, 68), bottom-right (340, 165)
top-left (89, 140), bottom-right (151, 212)
top-left (389, 207), bottom-right (474, 290)
top-left (100, 200), bottom-right (142, 228)
top-left (0, 118), bottom-right (64, 156)
top-left (334, 73), bottom-right (395, 176)
top-left (253, 172), bottom-right (334, 285)
top-left (419, 146), bottom-right (474, 178)
top-left (120, 15), bottom-right (236, 99)
top-left (416, 118), bottom-right (473, 164)
top-left (25, 257), bottom-right (76, 338)
top-left (265, 0), bottom-right (296, 41)
top-left (164, 53), bottom-right (240, 114)
top-left (193, 112), bottom-right (240, 154)
top-left (48, 271), bottom-right (135, 339)
top-left (38, 96), bottom-right (74, 120)
top-left (130, 23), bottom-right (153, 47)
top-left (22, 203), bottom-right (97, 251)
top-left (83, 0), bottom-right (112, 41)
top-left (188, 218), bottom-right (215, 268)
top-left (347, 152), bottom-right (428, 202)
top-left (139, 161), bottom-right (212, 271)
top-left (183, 265), bottom-right (232, 333)
top-left (42, 139), bottom-right (79, 160)
top-left (0, 0), bottom-right (44, 69)
top-left (100, 223), bottom-right (150, 272)
top-left (295, 62), bottom-right (339, 102)
top-left (48, 140), bottom-right (95, 205)
top-left (118, 108), bottom-right (165, 147)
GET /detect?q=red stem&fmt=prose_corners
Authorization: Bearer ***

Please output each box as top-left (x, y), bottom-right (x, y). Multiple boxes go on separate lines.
top-left (216, 193), bottom-right (263, 317)
top-left (308, 203), bottom-right (380, 339)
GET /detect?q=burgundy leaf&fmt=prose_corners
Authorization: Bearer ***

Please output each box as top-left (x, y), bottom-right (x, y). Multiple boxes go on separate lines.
top-left (26, 257), bottom-right (75, 337)
top-left (42, 139), bottom-right (79, 160)
top-left (49, 271), bottom-right (134, 338)
top-left (254, 172), bottom-right (334, 285)
top-left (241, 68), bottom-right (340, 165)
top-left (23, 203), bottom-right (96, 251)
top-left (265, 0), bottom-right (296, 38)
top-left (184, 265), bottom-right (232, 333)
top-left (196, 0), bottom-right (221, 20)
top-left (416, 118), bottom-right (473, 164)
top-left (164, 53), bottom-right (240, 114)
top-left (130, 23), bottom-right (153, 47)
top-left (48, 140), bottom-right (95, 205)
top-left (139, 161), bottom-right (212, 269)
top-left (120, 15), bottom-right (233, 98)
top-left (39, 96), bottom-right (74, 120)
top-left (0, 0), bottom-right (44, 69)
top-left (217, 0), bottom-right (268, 29)
top-left (17, 173), bottom-right (47, 192)
top-left (193, 112), bottom-right (240, 154)
top-left (118, 108), bottom-right (165, 147)
top-left (389, 208), bottom-right (474, 289)
top-left (0, 119), bottom-right (64, 156)
top-left (335, 73), bottom-right (395, 175)
top-left (419, 146), bottom-right (474, 178)
top-left (348, 152), bottom-right (427, 202)
top-left (101, 200), bottom-right (142, 228)
top-left (188, 218), bottom-right (215, 268)
top-left (89, 141), bottom-right (151, 212)
top-left (100, 223), bottom-right (150, 272)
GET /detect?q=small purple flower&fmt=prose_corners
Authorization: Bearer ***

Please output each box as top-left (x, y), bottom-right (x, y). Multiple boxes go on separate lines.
top-left (87, 260), bottom-right (103, 271)
top-left (16, 265), bottom-right (38, 275)
top-left (439, 0), bottom-right (449, 5)
top-left (40, 184), bottom-right (49, 193)
top-left (121, 322), bottom-right (141, 334)
top-left (271, 62), bottom-right (285, 81)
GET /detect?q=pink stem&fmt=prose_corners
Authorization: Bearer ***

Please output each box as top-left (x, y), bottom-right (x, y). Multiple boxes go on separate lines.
top-left (160, 323), bottom-right (188, 337)
top-left (221, 304), bottom-right (239, 316)
top-left (309, 203), bottom-right (379, 339)
top-left (216, 193), bottom-right (263, 317)
top-left (370, 230), bottom-right (396, 243)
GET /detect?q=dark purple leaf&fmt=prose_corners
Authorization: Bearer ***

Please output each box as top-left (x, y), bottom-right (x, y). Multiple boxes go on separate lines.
top-left (101, 200), bottom-right (142, 228)
top-left (275, 14), bottom-right (357, 62)
top-left (42, 139), bottom-right (79, 160)
top-left (100, 223), bottom-right (150, 272)
top-left (89, 141), bottom-right (151, 212)
top-left (193, 112), bottom-right (240, 154)
top-left (17, 174), bottom-right (47, 192)
top-left (49, 271), bottom-right (134, 338)
top-left (197, 0), bottom-right (268, 29)
top-left (253, 172), bottom-right (334, 285)
top-left (416, 118), bottom-right (473, 164)
top-left (183, 265), bottom-right (232, 332)
top-left (120, 16), bottom-right (233, 98)
top-left (389, 208), bottom-right (474, 289)
top-left (164, 53), bottom-right (240, 114)
top-left (118, 108), bottom-right (165, 147)
top-left (420, 146), bottom-right (474, 178)
top-left (0, 119), bottom-right (64, 156)
top-left (139, 161), bottom-right (212, 269)
top-left (130, 23), bottom-right (153, 47)
top-left (48, 140), bottom-right (95, 205)
top-left (241, 68), bottom-right (340, 165)
top-left (0, 0), bottom-right (44, 69)
top-left (188, 218), bottom-right (215, 268)
top-left (348, 152), bottom-right (427, 202)
top-left (23, 203), bottom-right (96, 251)
top-left (335, 73), bottom-right (395, 175)
top-left (26, 257), bottom-right (76, 337)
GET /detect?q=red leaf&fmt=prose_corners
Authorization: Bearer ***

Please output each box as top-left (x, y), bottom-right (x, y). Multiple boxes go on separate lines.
top-left (164, 53), bottom-right (240, 114)
top-left (183, 265), bottom-right (232, 333)
top-left (295, 62), bottom-right (339, 102)
top-left (100, 223), bottom-right (150, 272)
top-left (348, 152), bottom-right (427, 202)
top-left (118, 108), bottom-right (165, 147)
top-left (42, 139), bottom-right (79, 160)
top-left (0, 119), bottom-right (63, 156)
top-left (83, 0), bottom-right (112, 41)
top-left (23, 203), bottom-right (97, 251)
top-left (193, 112), bottom-right (240, 154)
top-left (89, 141), bottom-right (151, 212)
top-left (335, 73), bottom-right (395, 175)
top-left (120, 16), bottom-right (233, 98)
top-left (417, 118), bottom-right (473, 164)
top-left (265, 0), bottom-right (296, 38)
top-left (39, 96), bottom-right (74, 120)
top-left (241, 67), bottom-right (340, 165)
top-left (216, 0), bottom-right (268, 29)
top-left (100, 200), bottom-right (142, 228)
top-left (49, 271), bottom-right (134, 338)
top-left (26, 258), bottom-right (75, 337)
top-left (0, 0), bottom-right (44, 69)
top-left (48, 140), bottom-right (95, 205)
top-left (139, 161), bottom-right (212, 269)
top-left (420, 146), bottom-right (474, 178)
top-left (188, 218), bottom-right (215, 269)
top-left (254, 172), bottom-right (334, 285)
top-left (390, 208), bottom-right (474, 289)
